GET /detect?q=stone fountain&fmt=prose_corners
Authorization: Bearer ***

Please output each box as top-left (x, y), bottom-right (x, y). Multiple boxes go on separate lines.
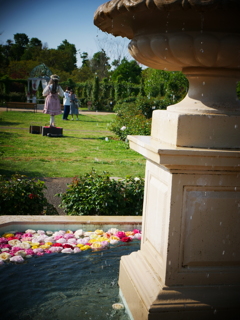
top-left (94, 1), bottom-right (240, 319)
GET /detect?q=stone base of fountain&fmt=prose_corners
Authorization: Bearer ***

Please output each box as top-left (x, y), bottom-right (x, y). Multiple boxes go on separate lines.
top-left (119, 137), bottom-right (240, 319)
top-left (119, 256), bottom-right (240, 319)
top-left (151, 110), bottom-right (240, 149)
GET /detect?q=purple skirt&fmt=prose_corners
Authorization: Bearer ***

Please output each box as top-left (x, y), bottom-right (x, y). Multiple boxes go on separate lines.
top-left (43, 93), bottom-right (62, 116)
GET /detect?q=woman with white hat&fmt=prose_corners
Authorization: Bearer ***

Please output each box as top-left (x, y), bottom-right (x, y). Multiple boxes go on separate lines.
top-left (43, 74), bottom-right (64, 127)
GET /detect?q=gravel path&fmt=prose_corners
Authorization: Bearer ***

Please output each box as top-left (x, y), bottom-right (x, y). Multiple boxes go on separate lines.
top-left (41, 177), bottom-right (74, 215)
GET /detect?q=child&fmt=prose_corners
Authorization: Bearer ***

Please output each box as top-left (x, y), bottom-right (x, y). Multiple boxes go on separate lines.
top-left (69, 90), bottom-right (79, 120)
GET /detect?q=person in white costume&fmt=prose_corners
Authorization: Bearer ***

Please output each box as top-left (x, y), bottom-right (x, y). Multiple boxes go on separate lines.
top-left (43, 74), bottom-right (64, 127)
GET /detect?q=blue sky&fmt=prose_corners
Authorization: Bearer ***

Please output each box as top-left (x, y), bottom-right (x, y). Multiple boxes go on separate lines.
top-left (0, 0), bottom-right (131, 66)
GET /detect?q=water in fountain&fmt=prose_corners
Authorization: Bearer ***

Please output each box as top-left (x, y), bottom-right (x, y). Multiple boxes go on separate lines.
top-left (0, 241), bottom-right (140, 320)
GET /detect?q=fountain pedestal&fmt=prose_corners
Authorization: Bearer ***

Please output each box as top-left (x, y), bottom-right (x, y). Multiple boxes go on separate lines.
top-left (94, 1), bottom-right (240, 318)
top-left (119, 66), bottom-right (240, 319)
top-left (119, 135), bottom-right (240, 319)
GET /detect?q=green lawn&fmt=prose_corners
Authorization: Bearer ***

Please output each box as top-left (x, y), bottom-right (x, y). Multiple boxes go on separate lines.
top-left (0, 110), bottom-right (146, 178)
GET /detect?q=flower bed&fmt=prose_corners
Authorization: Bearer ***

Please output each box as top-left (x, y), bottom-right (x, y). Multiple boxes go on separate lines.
top-left (0, 228), bottom-right (141, 264)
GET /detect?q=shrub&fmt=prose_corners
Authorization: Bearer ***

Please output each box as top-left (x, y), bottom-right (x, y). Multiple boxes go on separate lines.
top-left (0, 174), bottom-right (58, 215)
top-left (0, 92), bottom-right (26, 102)
top-left (110, 112), bottom-right (151, 141)
top-left (57, 169), bottom-right (144, 216)
top-left (110, 98), bottom-right (159, 140)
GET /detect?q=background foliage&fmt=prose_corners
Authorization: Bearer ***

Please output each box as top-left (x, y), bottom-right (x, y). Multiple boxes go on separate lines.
top-left (1, 32), bottom-right (239, 140)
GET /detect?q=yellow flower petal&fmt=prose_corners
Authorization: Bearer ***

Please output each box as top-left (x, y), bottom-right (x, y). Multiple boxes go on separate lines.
top-left (110, 236), bottom-right (120, 240)
top-left (91, 242), bottom-right (102, 249)
top-left (95, 229), bottom-right (104, 235)
top-left (31, 242), bottom-right (39, 246)
top-left (2, 233), bottom-right (14, 238)
top-left (40, 244), bottom-right (50, 249)
top-left (81, 245), bottom-right (91, 251)
top-left (125, 231), bottom-right (134, 236)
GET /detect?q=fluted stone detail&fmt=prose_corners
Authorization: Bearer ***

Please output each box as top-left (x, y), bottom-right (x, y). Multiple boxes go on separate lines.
top-left (128, 33), bottom-right (240, 71)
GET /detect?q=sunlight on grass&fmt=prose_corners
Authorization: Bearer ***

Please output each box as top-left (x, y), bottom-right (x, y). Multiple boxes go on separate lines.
top-left (0, 111), bottom-right (146, 178)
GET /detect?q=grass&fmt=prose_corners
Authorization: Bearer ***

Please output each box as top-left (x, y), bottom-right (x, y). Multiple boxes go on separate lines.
top-left (0, 110), bottom-right (146, 179)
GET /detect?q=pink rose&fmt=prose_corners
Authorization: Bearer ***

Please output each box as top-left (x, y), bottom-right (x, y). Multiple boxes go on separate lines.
top-left (101, 241), bottom-right (109, 247)
top-left (7, 237), bottom-right (18, 241)
top-left (15, 232), bottom-right (24, 236)
top-left (1, 244), bottom-right (11, 249)
top-left (10, 256), bottom-right (24, 263)
top-left (14, 234), bottom-right (22, 239)
top-left (115, 231), bottom-right (125, 239)
top-left (77, 238), bottom-right (89, 245)
top-left (67, 238), bottom-right (77, 245)
top-left (63, 233), bottom-right (74, 240)
top-left (133, 229), bottom-right (141, 234)
top-left (25, 249), bottom-right (34, 255)
top-left (11, 246), bottom-right (22, 252)
top-left (33, 248), bottom-right (44, 253)
top-left (54, 235), bottom-right (63, 240)
top-left (49, 246), bottom-right (62, 253)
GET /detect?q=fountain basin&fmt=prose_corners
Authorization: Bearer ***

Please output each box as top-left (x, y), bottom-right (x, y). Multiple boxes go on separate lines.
top-left (0, 215), bottom-right (142, 233)
top-left (0, 216), bottom-right (142, 320)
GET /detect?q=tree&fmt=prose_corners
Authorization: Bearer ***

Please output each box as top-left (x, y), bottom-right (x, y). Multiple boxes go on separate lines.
top-left (142, 68), bottom-right (188, 101)
top-left (37, 48), bottom-right (75, 73)
top-left (21, 37), bottom-right (42, 61)
top-left (80, 52), bottom-right (89, 67)
top-left (14, 33), bottom-right (29, 47)
top-left (7, 33), bottom-right (30, 61)
top-left (57, 39), bottom-right (77, 72)
top-left (7, 60), bottom-right (37, 79)
top-left (90, 50), bottom-right (110, 80)
top-left (71, 66), bottom-right (93, 83)
top-left (111, 58), bottom-right (142, 84)
top-left (92, 76), bottom-right (100, 106)
top-left (29, 37), bottom-right (42, 48)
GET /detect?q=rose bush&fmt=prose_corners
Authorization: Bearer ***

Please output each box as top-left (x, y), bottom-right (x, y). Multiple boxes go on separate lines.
top-left (57, 169), bottom-right (144, 216)
top-left (0, 174), bottom-right (58, 215)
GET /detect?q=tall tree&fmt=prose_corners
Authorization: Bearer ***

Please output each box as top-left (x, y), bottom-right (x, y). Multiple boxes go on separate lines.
top-left (57, 39), bottom-right (77, 72)
top-left (14, 33), bottom-right (29, 47)
top-left (21, 37), bottom-right (42, 61)
top-left (80, 52), bottom-right (89, 67)
top-left (9, 33), bottom-right (29, 61)
top-left (29, 37), bottom-right (42, 48)
top-left (90, 49), bottom-right (110, 80)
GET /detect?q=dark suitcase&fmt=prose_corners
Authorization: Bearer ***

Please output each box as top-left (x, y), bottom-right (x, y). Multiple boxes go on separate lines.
top-left (42, 126), bottom-right (63, 137)
top-left (29, 126), bottom-right (42, 134)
